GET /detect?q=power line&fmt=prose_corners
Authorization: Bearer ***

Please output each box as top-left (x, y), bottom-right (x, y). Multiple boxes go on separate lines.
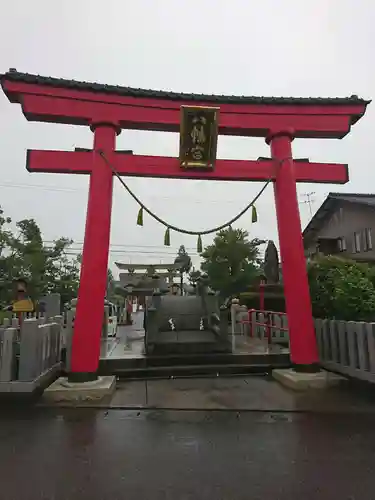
top-left (43, 240), bottom-right (199, 250)
top-left (0, 182), bottom-right (78, 193)
top-left (0, 181), bottom-right (251, 205)
top-left (45, 243), bottom-right (201, 256)
top-left (65, 249), bottom-right (200, 256)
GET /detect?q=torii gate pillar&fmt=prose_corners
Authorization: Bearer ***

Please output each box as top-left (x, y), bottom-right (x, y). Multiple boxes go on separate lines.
top-left (70, 123), bottom-right (119, 380)
top-left (268, 129), bottom-right (318, 367)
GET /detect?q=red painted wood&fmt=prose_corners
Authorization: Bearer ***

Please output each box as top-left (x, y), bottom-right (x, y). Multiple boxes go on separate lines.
top-left (20, 94), bottom-right (352, 138)
top-left (3, 79), bottom-right (368, 119)
top-left (2, 75), bottom-right (368, 371)
top-left (270, 133), bottom-right (319, 365)
top-left (26, 149), bottom-right (349, 184)
top-left (69, 126), bottom-right (117, 374)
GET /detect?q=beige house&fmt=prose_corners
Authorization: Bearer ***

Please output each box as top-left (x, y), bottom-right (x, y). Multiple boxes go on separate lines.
top-left (303, 193), bottom-right (375, 263)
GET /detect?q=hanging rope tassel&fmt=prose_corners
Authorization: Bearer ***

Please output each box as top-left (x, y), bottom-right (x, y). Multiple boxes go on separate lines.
top-left (197, 234), bottom-right (203, 253)
top-left (251, 205), bottom-right (258, 223)
top-left (164, 227), bottom-right (171, 246)
top-left (137, 207), bottom-right (144, 226)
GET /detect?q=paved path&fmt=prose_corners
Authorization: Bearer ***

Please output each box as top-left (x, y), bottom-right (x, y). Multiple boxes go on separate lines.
top-left (0, 407), bottom-right (375, 499)
top-left (100, 313), bottom-right (145, 359)
top-left (100, 312), bottom-right (288, 360)
top-left (109, 374), bottom-right (375, 412)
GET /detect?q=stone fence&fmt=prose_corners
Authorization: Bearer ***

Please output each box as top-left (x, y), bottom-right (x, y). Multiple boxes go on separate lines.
top-left (315, 319), bottom-right (375, 383)
top-left (231, 303), bottom-right (375, 383)
top-left (0, 315), bottom-right (63, 393)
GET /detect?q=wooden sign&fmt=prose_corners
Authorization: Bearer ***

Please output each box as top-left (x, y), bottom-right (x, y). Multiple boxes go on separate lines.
top-left (12, 298), bottom-right (34, 313)
top-left (179, 106), bottom-right (219, 170)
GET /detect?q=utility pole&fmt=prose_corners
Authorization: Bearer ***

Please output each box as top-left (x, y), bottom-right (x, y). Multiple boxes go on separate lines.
top-left (300, 191), bottom-right (316, 218)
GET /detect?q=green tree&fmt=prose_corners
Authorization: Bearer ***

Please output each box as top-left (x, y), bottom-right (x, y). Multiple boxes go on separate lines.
top-left (308, 255), bottom-right (375, 321)
top-left (48, 249), bottom-right (81, 307)
top-left (0, 207), bottom-right (17, 303)
top-left (174, 245), bottom-right (192, 295)
top-left (0, 207), bottom-right (81, 308)
top-left (106, 268), bottom-right (116, 300)
top-left (200, 227), bottom-right (263, 298)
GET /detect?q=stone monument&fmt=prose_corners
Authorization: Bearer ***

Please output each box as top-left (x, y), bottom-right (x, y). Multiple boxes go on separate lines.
top-left (144, 273), bottom-right (231, 355)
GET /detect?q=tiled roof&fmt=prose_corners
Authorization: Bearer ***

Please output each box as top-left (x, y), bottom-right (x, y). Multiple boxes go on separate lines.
top-left (328, 192), bottom-right (375, 207)
top-left (115, 262), bottom-right (179, 270)
top-left (303, 192), bottom-right (375, 241)
top-left (1, 69), bottom-right (371, 106)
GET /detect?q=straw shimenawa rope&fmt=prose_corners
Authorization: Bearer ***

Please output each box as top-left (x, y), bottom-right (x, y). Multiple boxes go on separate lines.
top-left (99, 150), bottom-right (271, 249)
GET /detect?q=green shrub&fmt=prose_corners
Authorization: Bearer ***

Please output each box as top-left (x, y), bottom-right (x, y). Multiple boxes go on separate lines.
top-left (307, 256), bottom-right (375, 321)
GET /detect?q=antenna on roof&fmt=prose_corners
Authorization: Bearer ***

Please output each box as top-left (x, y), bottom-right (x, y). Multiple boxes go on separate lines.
top-left (300, 191), bottom-right (316, 217)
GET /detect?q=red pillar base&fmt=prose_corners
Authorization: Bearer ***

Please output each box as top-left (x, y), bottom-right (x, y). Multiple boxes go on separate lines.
top-left (68, 372), bottom-right (98, 383)
top-left (293, 364), bottom-right (320, 373)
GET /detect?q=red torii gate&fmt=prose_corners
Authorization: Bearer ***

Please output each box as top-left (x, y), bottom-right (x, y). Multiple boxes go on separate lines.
top-left (1, 70), bottom-right (369, 381)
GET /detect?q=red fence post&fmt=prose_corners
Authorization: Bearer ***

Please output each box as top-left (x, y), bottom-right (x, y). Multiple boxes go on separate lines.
top-left (265, 313), bottom-right (271, 345)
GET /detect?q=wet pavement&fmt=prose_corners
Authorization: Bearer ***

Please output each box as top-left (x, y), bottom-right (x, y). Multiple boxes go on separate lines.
top-left (3, 312), bottom-right (375, 498)
top-left (100, 313), bottom-right (145, 359)
top-left (95, 314), bottom-right (375, 413)
top-left (1, 407), bottom-right (375, 499)
top-left (109, 374), bottom-right (375, 412)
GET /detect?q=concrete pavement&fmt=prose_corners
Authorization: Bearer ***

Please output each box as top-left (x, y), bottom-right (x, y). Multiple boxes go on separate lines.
top-left (4, 311), bottom-right (373, 498)
top-left (108, 374), bottom-right (375, 412)
top-left (0, 407), bottom-right (374, 499)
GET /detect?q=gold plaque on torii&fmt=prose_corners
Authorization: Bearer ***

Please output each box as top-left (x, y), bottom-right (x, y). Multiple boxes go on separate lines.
top-left (179, 106), bottom-right (219, 170)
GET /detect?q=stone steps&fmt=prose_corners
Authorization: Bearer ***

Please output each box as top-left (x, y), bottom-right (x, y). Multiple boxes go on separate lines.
top-left (98, 352), bottom-right (291, 380)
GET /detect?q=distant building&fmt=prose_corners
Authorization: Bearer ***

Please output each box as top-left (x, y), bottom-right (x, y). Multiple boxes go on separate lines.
top-left (114, 262), bottom-right (182, 304)
top-left (115, 263), bottom-right (180, 288)
top-left (303, 193), bottom-right (375, 263)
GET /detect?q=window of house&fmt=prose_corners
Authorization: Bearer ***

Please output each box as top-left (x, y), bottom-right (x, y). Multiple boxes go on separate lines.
top-left (364, 228), bottom-right (373, 251)
top-left (339, 237), bottom-right (347, 251)
top-left (354, 232), bottom-right (361, 253)
top-left (363, 230), bottom-right (368, 251)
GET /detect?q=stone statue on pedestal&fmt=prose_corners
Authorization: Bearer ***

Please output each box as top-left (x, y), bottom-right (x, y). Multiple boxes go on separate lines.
top-left (264, 240), bottom-right (280, 284)
top-left (144, 272), bottom-right (231, 355)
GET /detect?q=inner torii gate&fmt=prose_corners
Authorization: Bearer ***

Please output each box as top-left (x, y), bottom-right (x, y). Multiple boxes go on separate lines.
top-left (1, 69), bottom-right (369, 381)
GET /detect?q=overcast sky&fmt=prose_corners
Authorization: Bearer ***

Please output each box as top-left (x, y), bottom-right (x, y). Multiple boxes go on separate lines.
top-left (0, 0), bottom-right (374, 276)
